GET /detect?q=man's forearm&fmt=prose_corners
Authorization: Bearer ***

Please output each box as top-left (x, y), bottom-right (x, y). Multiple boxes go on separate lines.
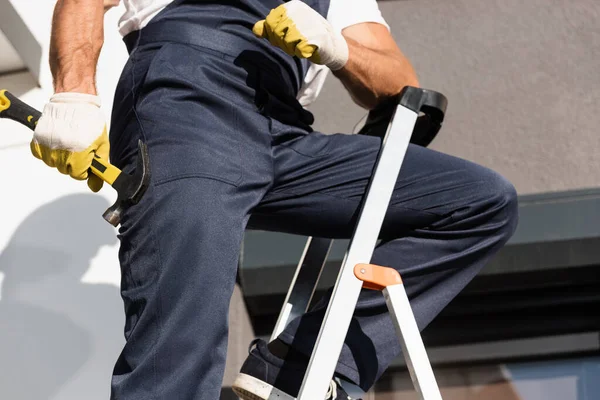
top-left (334, 37), bottom-right (419, 110)
top-left (50, 0), bottom-right (105, 94)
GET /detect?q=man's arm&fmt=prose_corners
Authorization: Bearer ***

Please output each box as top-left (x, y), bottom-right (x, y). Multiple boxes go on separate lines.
top-left (334, 23), bottom-right (419, 110)
top-left (30, 0), bottom-right (109, 192)
top-left (253, 1), bottom-right (418, 110)
top-left (50, 0), bottom-right (106, 94)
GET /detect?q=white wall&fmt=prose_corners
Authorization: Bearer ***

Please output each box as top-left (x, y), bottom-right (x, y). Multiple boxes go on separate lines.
top-left (0, 3), bottom-right (129, 399)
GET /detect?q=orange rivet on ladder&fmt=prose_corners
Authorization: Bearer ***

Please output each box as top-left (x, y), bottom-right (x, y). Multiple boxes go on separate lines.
top-left (354, 263), bottom-right (402, 291)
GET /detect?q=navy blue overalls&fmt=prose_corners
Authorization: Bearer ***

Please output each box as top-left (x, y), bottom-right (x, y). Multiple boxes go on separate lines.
top-left (109, 1), bottom-right (519, 398)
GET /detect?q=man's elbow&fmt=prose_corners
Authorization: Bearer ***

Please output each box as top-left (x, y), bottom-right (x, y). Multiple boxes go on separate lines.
top-left (365, 80), bottom-right (421, 111)
top-left (405, 73), bottom-right (420, 90)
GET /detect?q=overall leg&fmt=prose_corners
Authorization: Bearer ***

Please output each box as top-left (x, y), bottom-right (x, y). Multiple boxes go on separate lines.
top-left (249, 126), bottom-right (519, 392)
top-left (108, 42), bottom-right (273, 399)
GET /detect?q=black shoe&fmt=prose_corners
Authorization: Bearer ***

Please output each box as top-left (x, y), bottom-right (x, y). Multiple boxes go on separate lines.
top-left (232, 339), bottom-right (359, 400)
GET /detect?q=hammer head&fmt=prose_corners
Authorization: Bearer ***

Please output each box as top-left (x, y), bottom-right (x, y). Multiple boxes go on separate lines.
top-left (103, 140), bottom-right (151, 227)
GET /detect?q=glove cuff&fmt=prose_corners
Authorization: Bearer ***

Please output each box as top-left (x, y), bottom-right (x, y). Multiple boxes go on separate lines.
top-left (325, 31), bottom-right (349, 71)
top-left (51, 92), bottom-right (102, 108)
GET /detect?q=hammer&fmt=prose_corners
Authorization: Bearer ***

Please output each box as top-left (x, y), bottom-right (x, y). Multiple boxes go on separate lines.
top-left (0, 90), bottom-right (150, 227)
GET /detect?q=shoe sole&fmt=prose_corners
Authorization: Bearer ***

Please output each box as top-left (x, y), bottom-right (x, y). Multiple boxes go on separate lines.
top-left (232, 373), bottom-right (295, 400)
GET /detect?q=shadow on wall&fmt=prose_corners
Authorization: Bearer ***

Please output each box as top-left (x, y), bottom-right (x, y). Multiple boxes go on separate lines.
top-left (0, 194), bottom-right (123, 400)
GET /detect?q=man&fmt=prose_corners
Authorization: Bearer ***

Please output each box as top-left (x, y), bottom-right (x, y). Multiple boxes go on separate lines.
top-left (32, 0), bottom-right (518, 399)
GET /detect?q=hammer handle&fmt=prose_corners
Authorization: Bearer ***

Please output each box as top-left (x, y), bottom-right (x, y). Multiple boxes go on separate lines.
top-left (0, 90), bottom-right (41, 130)
top-left (0, 89), bottom-right (123, 186)
top-left (91, 156), bottom-right (121, 185)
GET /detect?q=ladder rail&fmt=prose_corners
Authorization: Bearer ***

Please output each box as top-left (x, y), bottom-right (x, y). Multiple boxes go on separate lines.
top-left (297, 104), bottom-right (418, 400)
top-left (267, 87), bottom-right (448, 399)
top-left (384, 283), bottom-right (442, 400)
top-left (270, 237), bottom-right (333, 341)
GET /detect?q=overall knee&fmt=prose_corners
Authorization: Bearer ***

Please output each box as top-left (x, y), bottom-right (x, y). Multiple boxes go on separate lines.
top-left (483, 172), bottom-right (519, 241)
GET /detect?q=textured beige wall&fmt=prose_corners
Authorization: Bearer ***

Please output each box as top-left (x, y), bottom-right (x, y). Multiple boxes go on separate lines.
top-left (308, 0), bottom-right (600, 195)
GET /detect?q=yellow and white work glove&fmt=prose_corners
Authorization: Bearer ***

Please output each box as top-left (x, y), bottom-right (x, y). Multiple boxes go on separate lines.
top-left (253, 0), bottom-right (349, 71)
top-left (31, 92), bottom-right (109, 192)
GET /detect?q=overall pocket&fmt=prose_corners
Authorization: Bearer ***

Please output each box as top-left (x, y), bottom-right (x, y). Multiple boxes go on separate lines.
top-left (133, 43), bottom-right (245, 187)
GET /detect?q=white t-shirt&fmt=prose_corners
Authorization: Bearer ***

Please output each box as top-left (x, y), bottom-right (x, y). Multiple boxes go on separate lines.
top-left (118, 0), bottom-right (389, 106)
